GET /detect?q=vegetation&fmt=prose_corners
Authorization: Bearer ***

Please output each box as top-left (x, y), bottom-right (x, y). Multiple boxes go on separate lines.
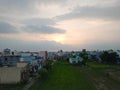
top-left (100, 51), bottom-right (119, 64)
top-left (38, 60), bottom-right (54, 80)
top-left (0, 84), bottom-right (24, 90)
top-left (80, 53), bottom-right (88, 65)
top-left (38, 68), bottom-right (48, 80)
top-left (1, 60), bottom-right (120, 90)
top-left (43, 60), bottom-right (53, 70)
top-left (86, 62), bottom-right (120, 90)
top-left (29, 61), bottom-right (95, 90)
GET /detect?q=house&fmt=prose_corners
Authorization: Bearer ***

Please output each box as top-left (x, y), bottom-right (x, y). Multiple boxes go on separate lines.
top-left (48, 52), bottom-right (55, 60)
top-left (1, 55), bottom-right (21, 66)
top-left (3, 48), bottom-right (11, 55)
top-left (115, 50), bottom-right (120, 64)
top-left (20, 56), bottom-right (35, 64)
top-left (0, 57), bottom-right (2, 66)
top-left (0, 49), bottom-right (21, 66)
top-left (0, 62), bottom-right (30, 84)
top-left (39, 51), bottom-right (48, 61)
top-left (69, 56), bottom-right (83, 64)
top-left (35, 56), bottom-right (44, 69)
top-left (20, 55), bottom-right (44, 71)
top-left (88, 51), bottom-right (102, 62)
top-left (19, 52), bottom-right (32, 56)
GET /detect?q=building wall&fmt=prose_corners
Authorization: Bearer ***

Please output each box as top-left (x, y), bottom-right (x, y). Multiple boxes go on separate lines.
top-left (17, 62), bottom-right (28, 68)
top-left (69, 58), bottom-right (78, 64)
top-left (0, 67), bottom-right (22, 84)
top-left (1, 56), bottom-right (20, 66)
top-left (39, 51), bottom-right (47, 60)
top-left (69, 57), bottom-right (83, 64)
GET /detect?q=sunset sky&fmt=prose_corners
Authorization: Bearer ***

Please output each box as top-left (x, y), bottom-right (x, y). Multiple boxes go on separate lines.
top-left (0, 0), bottom-right (120, 51)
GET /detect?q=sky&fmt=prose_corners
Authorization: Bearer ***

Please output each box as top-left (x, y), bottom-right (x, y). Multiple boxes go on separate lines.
top-left (0, 0), bottom-right (120, 51)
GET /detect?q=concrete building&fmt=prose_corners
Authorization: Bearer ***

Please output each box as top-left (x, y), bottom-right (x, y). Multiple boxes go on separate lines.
top-left (20, 52), bottom-right (32, 57)
top-left (0, 62), bottom-right (30, 84)
top-left (20, 56), bottom-right (35, 64)
top-left (1, 55), bottom-right (20, 66)
top-left (39, 51), bottom-right (48, 61)
top-left (69, 56), bottom-right (83, 64)
top-left (0, 57), bottom-right (2, 66)
top-left (3, 48), bottom-right (11, 55)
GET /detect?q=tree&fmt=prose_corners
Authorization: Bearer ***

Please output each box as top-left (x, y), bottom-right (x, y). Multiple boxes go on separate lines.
top-left (100, 51), bottom-right (118, 64)
top-left (80, 53), bottom-right (88, 65)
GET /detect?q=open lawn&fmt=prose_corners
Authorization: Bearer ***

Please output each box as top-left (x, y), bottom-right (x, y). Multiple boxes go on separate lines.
top-left (29, 61), bottom-right (95, 90)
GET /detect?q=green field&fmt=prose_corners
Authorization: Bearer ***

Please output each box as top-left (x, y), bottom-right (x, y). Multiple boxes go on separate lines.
top-left (0, 61), bottom-right (120, 90)
top-left (86, 62), bottom-right (120, 90)
top-left (29, 61), bottom-right (95, 90)
top-left (0, 84), bottom-right (24, 90)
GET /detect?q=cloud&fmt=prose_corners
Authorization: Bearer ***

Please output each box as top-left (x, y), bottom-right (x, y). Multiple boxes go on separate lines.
top-left (0, 0), bottom-right (33, 14)
top-left (37, 0), bottom-right (66, 5)
top-left (0, 0), bottom-right (120, 51)
top-left (84, 40), bottom-right (120, 50)
top-left (0, 38), bottom-right (72, 51)
top-left (23, 18), bottom-right (56, 26)
top-left (24, 25), bottom-right (66, 34)
top-left (0, 0), bottom-right (33, 10)
top-left (55, 5), bottom-right (120, 21)
top-left (1, 37), bottom-right (119, 51)
top-left (23, 18), bottom-right (66, 34)
top-left (0, 0), bottom-right (66, 12)
top-left (0, 21), bottom-right (17, 34)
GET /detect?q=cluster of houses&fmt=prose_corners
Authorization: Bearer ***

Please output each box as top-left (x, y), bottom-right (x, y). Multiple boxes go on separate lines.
top-left (0, 48), bottom-right (48, 84)
top-left (68, 49), bottom-right (120, 64)
top-left (49, 49), bottom-right (120, 65)
top-left (0, 48), bottom-right (120, 84)
top-left (88, 50), bottom-right (120, 64)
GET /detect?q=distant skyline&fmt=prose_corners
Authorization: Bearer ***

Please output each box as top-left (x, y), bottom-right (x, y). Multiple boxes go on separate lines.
top-left (0, 0), bottom-right (120, 51)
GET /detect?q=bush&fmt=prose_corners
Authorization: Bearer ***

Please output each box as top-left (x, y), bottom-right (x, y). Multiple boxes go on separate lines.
top-left (81, 60), bottom-right (87, 66)
top-left (38, 68), bottom-right (48, 80)
top-left (20, 78), bottom-right (28, 85)
top-left (43, 60), bottom-right (53, 70)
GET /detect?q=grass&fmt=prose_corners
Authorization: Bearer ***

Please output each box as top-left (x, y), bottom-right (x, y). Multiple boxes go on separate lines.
top-left (1, 61), bottom-right (120, 90)
top-left (0, 84), bottom-right (24, 90)
top-left (87, 62), bottom-right (110, 70)
top-left (84, 62), bottom-right (120, 90)
top-left (29, 60), bottom-right (95, 90)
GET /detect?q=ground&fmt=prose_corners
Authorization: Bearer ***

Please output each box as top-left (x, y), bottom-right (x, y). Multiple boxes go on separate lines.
top-left (0, 61), bottom-right (120, 90)
top-left (86, 62), bottom-right (120, 90)
top-left (29, 61), bottom-right (95, 90)
top-left (0, 84), bottom-right (24, 90)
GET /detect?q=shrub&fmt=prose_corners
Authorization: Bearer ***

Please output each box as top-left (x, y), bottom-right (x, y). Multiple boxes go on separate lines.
top-left (38, 68), bottom-right (48, 80)
top-left (20, 78), bottom-right (28, 85)
top-left (43, 60), bottom-right (53, 70)
top-left (81, 59), bottom-right (87, 66)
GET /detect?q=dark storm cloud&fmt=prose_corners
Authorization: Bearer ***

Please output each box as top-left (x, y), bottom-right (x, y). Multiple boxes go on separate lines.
top-left (24, 25), bottom-right (66, 34)
top-left (55, 5), bottom-right (120, 21)
top-left (0, 21), bottom-right (17, 33)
